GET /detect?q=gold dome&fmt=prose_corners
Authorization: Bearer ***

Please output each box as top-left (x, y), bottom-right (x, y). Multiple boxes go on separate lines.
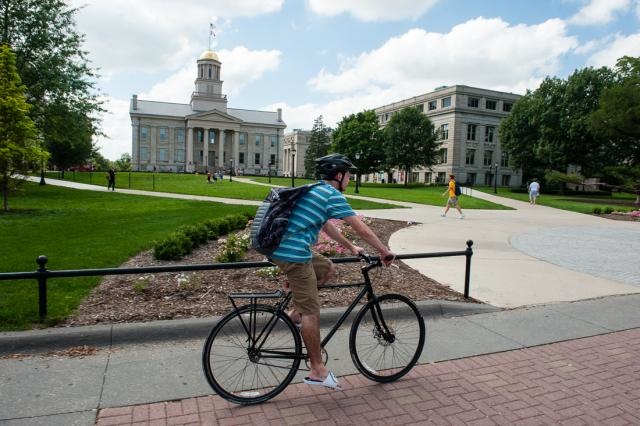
top-left (199, 50), bottom-right (219, 61)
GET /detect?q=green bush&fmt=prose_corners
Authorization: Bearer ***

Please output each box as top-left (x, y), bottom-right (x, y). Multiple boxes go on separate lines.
top-left (217, 218), bottom-right (231, 235)
top-left (216, 233), bottom-right (250, 263)
top-left (203, 219), bottom-right (220, 239)
top-left (603, 206), bottom-right (614, 214)
top-left (179, 223), bottom-right (209, 246)
top-left (153, 232), bottom-right (193, 260)
top-left (593, 207), bottom-right (602, 214)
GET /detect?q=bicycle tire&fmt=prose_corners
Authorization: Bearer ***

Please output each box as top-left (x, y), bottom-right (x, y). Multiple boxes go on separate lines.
top-left (349, 293), bottom-right (425, 382)
top-left (202, 304), bottom-right (302, 405)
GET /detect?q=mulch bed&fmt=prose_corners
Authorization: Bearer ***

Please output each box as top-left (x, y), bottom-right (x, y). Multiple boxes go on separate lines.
top-left (60, 218), bottom-right (480, 326)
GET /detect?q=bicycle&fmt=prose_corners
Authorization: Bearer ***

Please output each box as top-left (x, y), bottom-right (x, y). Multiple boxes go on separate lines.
top-left (202, 254), bottom-right (426, 405)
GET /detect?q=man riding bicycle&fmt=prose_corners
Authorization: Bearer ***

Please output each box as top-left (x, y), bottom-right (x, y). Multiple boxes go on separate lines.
top-left (269, 153), bottom-right (394, 389)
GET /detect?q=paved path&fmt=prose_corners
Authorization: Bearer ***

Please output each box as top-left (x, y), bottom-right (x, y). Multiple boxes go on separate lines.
top-left (96, 328), bottom-right (640, 426)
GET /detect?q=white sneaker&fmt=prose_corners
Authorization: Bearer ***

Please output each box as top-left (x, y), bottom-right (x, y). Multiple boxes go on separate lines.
top-left (459, 214), bottom-right (465, 219)
top-left (440, 213), bottom-right (446, 217)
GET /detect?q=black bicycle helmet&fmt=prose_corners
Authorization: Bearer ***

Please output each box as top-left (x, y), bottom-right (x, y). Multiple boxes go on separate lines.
top-left (315, 153), bottom-right (357, 179)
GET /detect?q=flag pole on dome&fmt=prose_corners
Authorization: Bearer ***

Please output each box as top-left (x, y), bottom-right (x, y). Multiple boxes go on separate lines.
top-left (209, 23), bottom-right (216, 50)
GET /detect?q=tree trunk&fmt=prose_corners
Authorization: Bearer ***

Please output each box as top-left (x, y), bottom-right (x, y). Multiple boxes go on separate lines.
top-left (2, 177), bottom-right (8, 212)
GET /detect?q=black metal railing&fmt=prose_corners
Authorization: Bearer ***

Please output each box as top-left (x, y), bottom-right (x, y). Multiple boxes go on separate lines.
top-left (0, 241), bottom-right (473, 322)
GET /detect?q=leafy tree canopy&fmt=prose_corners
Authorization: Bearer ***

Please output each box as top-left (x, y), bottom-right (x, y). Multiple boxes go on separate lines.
top-left (383, 107), bottom-right (440, 186)
top-left (331, 110), bottom-right (385, 176)
top-left (303, 116), bottom-right (332, 178)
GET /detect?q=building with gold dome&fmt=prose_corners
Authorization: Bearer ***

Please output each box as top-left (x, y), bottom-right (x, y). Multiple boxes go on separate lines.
top-left (129, 49), bottom-right (286, 173)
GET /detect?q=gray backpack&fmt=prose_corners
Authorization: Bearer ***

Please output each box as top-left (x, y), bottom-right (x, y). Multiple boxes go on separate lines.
top-left (250, 183), bottom-right (321, 256)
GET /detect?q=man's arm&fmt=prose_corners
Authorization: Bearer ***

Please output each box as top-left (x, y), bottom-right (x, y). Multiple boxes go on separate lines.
top-left (339, 215), bottom-right (394, 266)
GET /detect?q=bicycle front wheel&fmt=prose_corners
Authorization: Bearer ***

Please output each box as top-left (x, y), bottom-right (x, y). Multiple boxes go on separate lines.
top-left (349, 293), bottom-right (425, 382)
top-left (202, 305), bottom-right (302, 405)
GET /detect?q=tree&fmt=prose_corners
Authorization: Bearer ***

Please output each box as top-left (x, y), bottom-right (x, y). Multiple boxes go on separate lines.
top-left (0, 44), bottom-right (47, 211)
top-left (1, 0), bottom-right (103, 164)
top-left (383, 107), bottom-right (440, 186)
top-left (589, 56), bottom-right (640, 166)
top-left (331, 110), bottom-right (385, 185)
top-left (304, 116), bottom-right (332, 178)
top-left (42, 101), bottom-right (94, 175)
top-left (115, 153), bottom-right (132, 171)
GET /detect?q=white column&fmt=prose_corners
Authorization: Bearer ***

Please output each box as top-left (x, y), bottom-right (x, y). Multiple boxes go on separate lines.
top-left (203, 129), bottom-right (209, 171)
top-left (232, 130), bottom-right (239, 173)
top-left (218, 129), bottom-right (226, 168)
top-left (186, 126), bottom-right (194, 172)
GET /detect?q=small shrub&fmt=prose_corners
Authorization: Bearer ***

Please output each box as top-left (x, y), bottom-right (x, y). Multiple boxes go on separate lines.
top-left (153, 232), bottom-right (193, 260)
top-left (216, 233), bottom-right (250, 263)
top-left (603, 206), bottom-right (614, 214)
top-left (179, 223), bottom-right (209, 246)
top-left (203, 219), bottom-right (220, 239)
top-left (217, 218), bottom-right (231, 235)
top-left (133, 276), bottom-right (151, 293)
top-left (256, 266), bottom-right (281, 279)
top-left (592, 207), bottom-right (602, 214)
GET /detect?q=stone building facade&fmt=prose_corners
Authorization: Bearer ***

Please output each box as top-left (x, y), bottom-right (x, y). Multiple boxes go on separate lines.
top-left (282, 130), bottom-right (311, 178)
top-left (374, 85), bottom-right (522, 187)
top-left (129, 50), bottom-right (286, 174)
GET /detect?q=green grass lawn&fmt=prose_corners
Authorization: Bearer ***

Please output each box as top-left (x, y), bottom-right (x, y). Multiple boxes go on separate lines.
top-left (247, 177), bottom-right (511, 210)
top-left (44, 172), bottom-right (397, 210)
top-left (0, 183), bottom-right (257, 331)
top-left (474, 187), bottom-right (638, 214)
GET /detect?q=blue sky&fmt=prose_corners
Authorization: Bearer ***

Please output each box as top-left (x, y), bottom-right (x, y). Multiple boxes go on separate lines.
top-left (69, 0), bottom-right (640, 159)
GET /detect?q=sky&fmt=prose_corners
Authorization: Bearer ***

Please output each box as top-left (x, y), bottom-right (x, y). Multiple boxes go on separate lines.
top-left (69, 0), bottom-right (640, 160)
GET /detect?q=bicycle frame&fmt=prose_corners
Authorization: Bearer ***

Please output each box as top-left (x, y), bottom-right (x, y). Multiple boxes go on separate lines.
top-left (227, 259), bottom-right (390, 361)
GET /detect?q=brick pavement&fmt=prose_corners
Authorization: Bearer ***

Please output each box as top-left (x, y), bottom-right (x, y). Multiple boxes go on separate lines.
top-left (96, 328), bottom-right (640, 426)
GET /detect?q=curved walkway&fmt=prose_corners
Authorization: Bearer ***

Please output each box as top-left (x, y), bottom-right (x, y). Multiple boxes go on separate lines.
top-left (31, 176), bottom-right (640, 308)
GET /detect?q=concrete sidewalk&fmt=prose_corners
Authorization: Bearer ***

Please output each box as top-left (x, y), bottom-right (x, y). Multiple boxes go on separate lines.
top-left (2, 294), bottom-right (640, 425)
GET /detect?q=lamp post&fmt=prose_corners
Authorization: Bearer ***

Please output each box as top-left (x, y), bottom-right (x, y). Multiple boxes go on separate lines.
top-left (39, 159), bottom-right (46, 186)
top-left (354, 152), bottom-right (361, 194)
top-left (268, 161), bottom-right (272, 183)
top-left (291, 148), bottom-right (296, 187)
top-left (494, 162), bottom-right (499, 194)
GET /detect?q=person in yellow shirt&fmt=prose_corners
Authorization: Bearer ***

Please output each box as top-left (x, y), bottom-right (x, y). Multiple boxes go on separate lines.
top-left (441, 174), bottom-right (464, 219)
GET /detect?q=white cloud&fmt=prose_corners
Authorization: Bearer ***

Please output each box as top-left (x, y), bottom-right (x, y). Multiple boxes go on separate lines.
top-left (71, 0), bottom-right (283, 74)
top-left (568, 0), bottom-right (631, 26)
top-left (587, 33), bottom-right (640, 67)
top-left (308, 18), bottom-right (577, 97)
top-left (307, 0), bottom-right (441, 21)
top-left (94, 97), bottom-right (132, 160)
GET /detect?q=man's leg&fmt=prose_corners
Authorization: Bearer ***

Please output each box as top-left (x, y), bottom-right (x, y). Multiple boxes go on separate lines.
top-left (301, 312), bottom-right (328, 380)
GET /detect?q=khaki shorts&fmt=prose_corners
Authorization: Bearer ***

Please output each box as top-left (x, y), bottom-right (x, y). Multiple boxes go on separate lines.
top-left (447, 196), bottom-right (459, 206)
top-left (271, 252), bottom-right (332, 316)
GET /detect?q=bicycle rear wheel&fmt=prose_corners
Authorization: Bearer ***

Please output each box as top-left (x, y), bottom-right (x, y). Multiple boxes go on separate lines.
top-left (202, 304), bottom-right (302, 405)
top-left (349, 293), bottom-right (425, 382)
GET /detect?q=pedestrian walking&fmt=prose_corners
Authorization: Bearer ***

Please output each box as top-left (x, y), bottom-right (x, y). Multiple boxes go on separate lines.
top-left (269, 153), bottom-right (394, 390)
top-left (441, 174), bottom-right (464, 219)
top-left (528, 178), bottom-right (541, 205)
top-left (106, 168), bottom-right (116, 191)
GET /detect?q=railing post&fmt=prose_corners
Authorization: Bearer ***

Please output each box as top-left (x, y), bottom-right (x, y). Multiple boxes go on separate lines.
top-left (464, 240), bottom-right (473, 298)
top-left (36, 255), bottom-right (49, 322)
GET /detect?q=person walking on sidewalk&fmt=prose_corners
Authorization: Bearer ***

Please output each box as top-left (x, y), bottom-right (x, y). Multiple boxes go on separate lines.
top-left (528, 178), bottom-right (541, 205)
top-left (441, 174), bottom-right (464, 219)
top-left (106, 168), bottom-right (116, 191)
top-left (269, 153), bottom-right (395, 390)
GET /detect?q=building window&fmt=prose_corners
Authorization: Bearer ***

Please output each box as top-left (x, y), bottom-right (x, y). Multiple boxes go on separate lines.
top-left (416, 104), bottom-right (424, 112)
top-left (483, 150), bottom-right (493, 166)
top-left (254, 153), bottom-right (261, 165)
top-left (441, 97), bottom-right (451, 108)
top-left (468, 97), bottom-right (479, 107)
top-left (501, 152), bottom-right (509, 167)
top-left (197, 130), bottom-right (204, 143)
top-left (503, 102), bottom-right (513, 112)
top-left (175, 149), bottom-right (185, 162)
top-left (485, 126), bottom-right (495, 142)
top-left (439, 123), bottom-right (449, 140)
top-left (425, 172), bottom-right (431, 183)
top-left (158, 148), bottom-right (168, 161)
top-left (159, 128), bottom-right (168, 143)
top-left (239, 133), bottom-right (246, 145)
top-left (140, 127), bottom-right (149, 143)
top-left (465, 149), bottom-right (476, 165)
top-left (270, 154), bottom-right (276, 165)
top-left (486, 99), bottom-right (497, 110)
top-left (140, 147), bottom-right (149, 161)
top-left (239, 152), bottom-right (245, 164)
top-left (175, 128), bottom-right (185, 144)
top-left (428, 100), bottom-right (437, 110)
top-left (502, 174), bottom-right (511, 186)
top-left (438, 148), bottom-right (448, 164)
top-left (270, 135), bottom-right (277, 148)
top-left (255, 135), bottom-right (262, 146)
top-left (199, 150), bottom-right (203, 162)
top-left (384, 113), bottom-right (389, 121)
top-left (437, 172), bottom-right (446, 183)
top-left (467, 124), bottom-right (477, 141)
top-left (467, 173), bottom-right (477, 184)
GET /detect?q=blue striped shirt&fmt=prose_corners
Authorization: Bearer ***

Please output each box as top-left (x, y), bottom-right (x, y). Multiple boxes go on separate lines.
top-left (270, 181), bottom-right (355, 263)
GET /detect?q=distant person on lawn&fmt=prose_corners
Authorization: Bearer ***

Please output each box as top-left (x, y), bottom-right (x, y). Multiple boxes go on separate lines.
top-left (441, 174), bottom-right (464, 219)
